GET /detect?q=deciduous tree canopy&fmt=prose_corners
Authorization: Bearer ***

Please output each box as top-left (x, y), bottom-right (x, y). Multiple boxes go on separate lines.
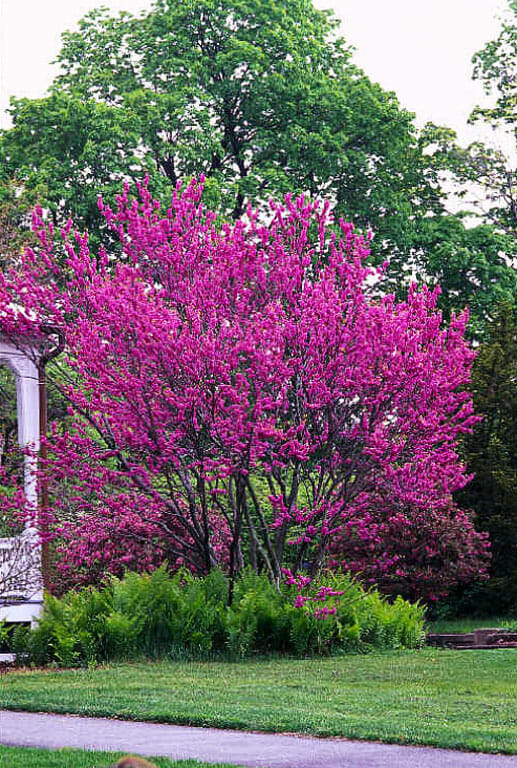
top-left (0, 0), bottom-right (439, 262)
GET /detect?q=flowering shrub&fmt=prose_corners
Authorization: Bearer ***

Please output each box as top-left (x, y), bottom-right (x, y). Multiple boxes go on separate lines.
top-left (0, 178), bottom-right (489, 598)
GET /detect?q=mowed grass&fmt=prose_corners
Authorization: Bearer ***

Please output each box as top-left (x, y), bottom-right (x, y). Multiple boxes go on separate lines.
top-left (427, 616), bottom-right (517, 634)
top-left (2, 650), bottom-right (517, 753)
top-left (0, 746), bottom-right (244, 768)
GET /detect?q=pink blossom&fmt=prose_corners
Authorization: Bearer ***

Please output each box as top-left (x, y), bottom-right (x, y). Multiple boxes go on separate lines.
top-left (0, 178), bottom-right (489, 597)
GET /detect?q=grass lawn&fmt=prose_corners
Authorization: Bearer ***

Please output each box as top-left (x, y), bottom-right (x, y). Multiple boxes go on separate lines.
top-left (427, 616), bottom-right (517, 634)
top-left (2, 650), bottom-right (517, 754)
top-left (0, 746), bottom-right (243, 768)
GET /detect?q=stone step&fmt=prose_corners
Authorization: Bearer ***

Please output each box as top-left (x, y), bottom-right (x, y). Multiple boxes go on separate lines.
top-left (427, 632), bottom-right (475, 646)
top-left (427, 627), bottom-right (517, 650)
top-left (455, 642), bottom-right (517, 650)
top-left (486, 632), bottom-right (517, 644)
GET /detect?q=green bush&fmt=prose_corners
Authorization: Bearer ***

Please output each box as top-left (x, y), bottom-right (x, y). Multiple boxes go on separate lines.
top-left (12, 567), bottom-right (425, 666)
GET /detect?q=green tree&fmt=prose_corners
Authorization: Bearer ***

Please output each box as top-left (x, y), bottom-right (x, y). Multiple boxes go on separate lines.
top-left (418, 1), bottom-right (517, 237)
top-left (0, 180), bottom-right (36, 270)
top-left (457, 304), bottom-right (517, 612)
top-left (468, 0), bottom-right (517, 236)
top-left (0, 0), bottom-right (439, 258)
top-left (412, 0), bottom-right (517, 338)
top-left (412, 213), bottom-right (517, 339)
top-left (0, 94), bottom-right (151, 243)
top-left (422, 7), bottom-right (517, 610)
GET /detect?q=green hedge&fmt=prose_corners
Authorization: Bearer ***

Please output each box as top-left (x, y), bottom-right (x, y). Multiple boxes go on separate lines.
top-left (10, 567), bottom-right (425, 666)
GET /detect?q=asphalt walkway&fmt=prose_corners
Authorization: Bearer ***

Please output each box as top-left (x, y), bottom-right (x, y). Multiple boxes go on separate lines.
top-left (1, 710), bottom-right (515, 768)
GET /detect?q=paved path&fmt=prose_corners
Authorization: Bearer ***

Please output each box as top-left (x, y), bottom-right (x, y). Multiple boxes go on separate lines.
top-left (1, 710), bottom-right (516, 768)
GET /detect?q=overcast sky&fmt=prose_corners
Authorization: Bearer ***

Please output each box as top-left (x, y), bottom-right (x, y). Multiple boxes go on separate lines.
top-left (0, 0), bottom-right (511, 149)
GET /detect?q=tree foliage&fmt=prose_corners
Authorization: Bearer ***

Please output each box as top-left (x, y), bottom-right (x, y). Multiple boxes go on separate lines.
top-left (0, 0), bottom-right (438, 261)
top-left (420, 0), bottom-right (517, 237)
top-left (0, 180), bottom-right (36, 271)
top-left (413, 0), bottom-right (517, 338)
top-left (412, 213), bottom-right (517, 339)
top-left (457, 304), bottom-right (517, 611)
top-left (2, 0), bottom-right (513, 339)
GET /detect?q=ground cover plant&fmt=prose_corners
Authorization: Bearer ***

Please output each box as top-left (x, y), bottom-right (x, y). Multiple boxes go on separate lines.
top-left (8, 567), bottom-right (424, 665)
top-left (0, 747), bottom-right (242, 768)
top-left (2, 651), bottom-right (516, 754)
top-left (0, 178), bottom-right (489, 603)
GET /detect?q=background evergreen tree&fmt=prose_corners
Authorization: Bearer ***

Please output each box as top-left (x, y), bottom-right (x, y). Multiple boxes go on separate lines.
top-left (456, 304), bottom-right (517, 612)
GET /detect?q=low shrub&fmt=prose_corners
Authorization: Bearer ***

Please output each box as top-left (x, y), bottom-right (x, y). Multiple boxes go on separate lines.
top-left (12, 567), bottom-right (425, 666)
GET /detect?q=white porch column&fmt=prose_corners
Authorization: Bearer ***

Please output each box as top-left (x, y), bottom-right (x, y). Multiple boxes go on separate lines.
top-left (0, 339), bottom-right (43, 625)
top-left (15, 358), bottom-right (40, 518)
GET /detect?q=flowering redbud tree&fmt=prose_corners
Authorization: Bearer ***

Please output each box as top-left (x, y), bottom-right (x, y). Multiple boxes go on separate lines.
top-left (0, 179), bottom-right (489, 599)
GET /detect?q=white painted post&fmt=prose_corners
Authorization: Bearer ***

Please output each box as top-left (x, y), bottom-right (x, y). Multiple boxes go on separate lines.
top-left (0, 339), bottom-right (43, 626)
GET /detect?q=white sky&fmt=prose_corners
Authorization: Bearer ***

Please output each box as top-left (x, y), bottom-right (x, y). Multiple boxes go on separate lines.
top-left (0, 0), bottom-right (511, 150)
